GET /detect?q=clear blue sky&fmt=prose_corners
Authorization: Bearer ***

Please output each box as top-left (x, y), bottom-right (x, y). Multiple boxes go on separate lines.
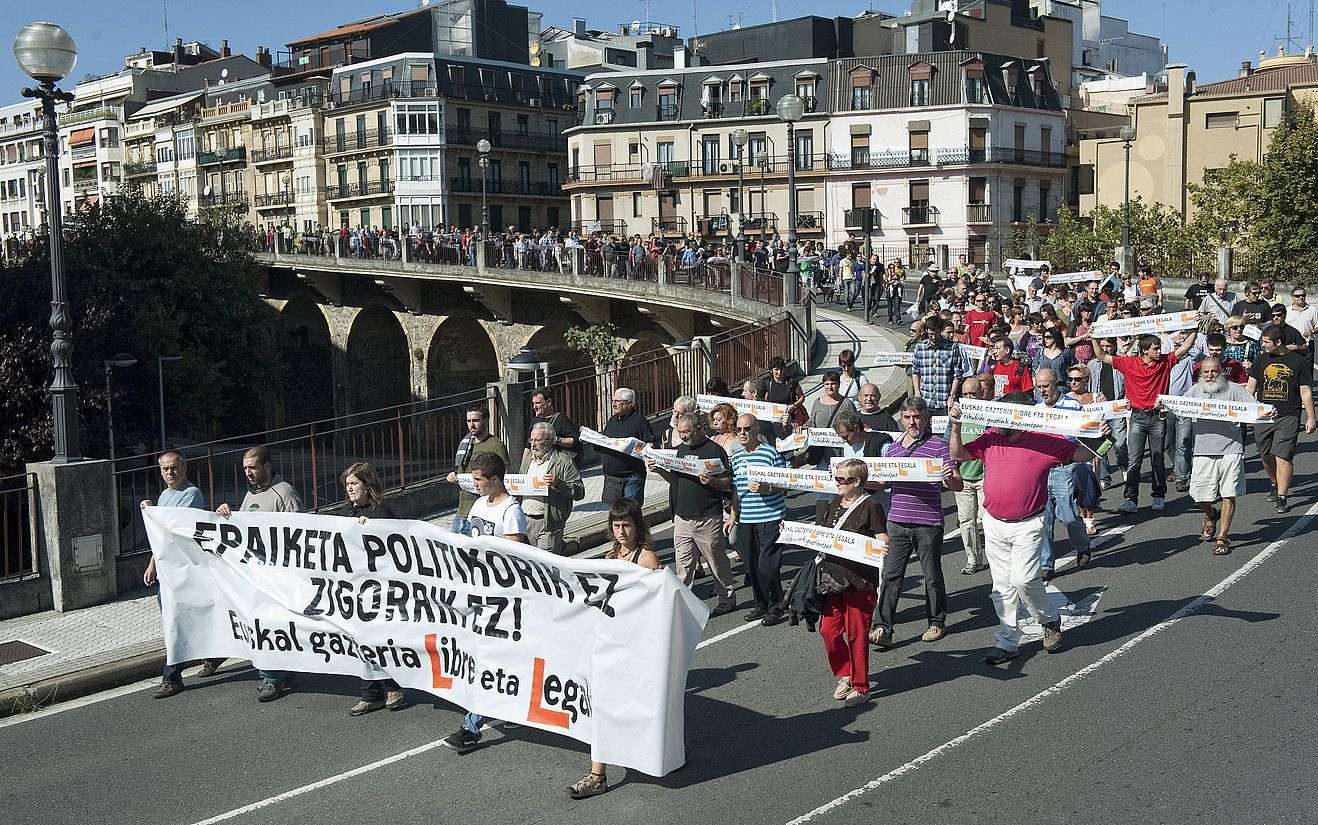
top-left (0, 0), bottom-right (1305, 100)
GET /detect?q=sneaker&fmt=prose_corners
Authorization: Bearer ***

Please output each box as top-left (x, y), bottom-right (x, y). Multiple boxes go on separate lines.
top-left (197, 659), bottom-right (222, 678)
top-left (1042, 618), bottom-right (1063, 653)
top-left (960, 564), bottom-right (978, 575)
top-left (710, 600), bottom-right (737, 617)
top-left (350, 699), bottom-right (385, 716)
top-left (256, 681), bottom-right (282, 703)
top-left (842, 689), bottom-right (873, 708)
top-left (385, 690), bottom-right (406, 711)
top-left (1275, 496), bottom-right (1287, 514)
top-left (1119, 499), bottom-right (1138, 514)
top-left (921, 624), bottom-right (946, 642)
top-left (743, 608), bottom-right (767, 623)
top-left (1267, 485), bottom-right (1277, 502)
top-left (1175, 481), bottom-right (1190, 493)
top-left (1151, 497), bottom-right (1165, 511)
top-left (567, 771), bottom-right (608, 800)
top-left (868, 626), bottom-right (893, 648)
top-left (152, 681), bottom-right (183, 699)
top-left (761, 609), bottom-right (787, 627)
top-left (441, 727), bottom-right (482, 754)
top-left (833, 677), bottom-right (852, 700)
top-left (983, 647), bottom-right (1019, 666)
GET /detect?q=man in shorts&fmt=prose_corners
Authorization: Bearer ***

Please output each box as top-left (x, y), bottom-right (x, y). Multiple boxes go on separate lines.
top-left (1248, 326), bottom-right (1316, 513)
top-left (1183, 358), bottom-right (1257, 555)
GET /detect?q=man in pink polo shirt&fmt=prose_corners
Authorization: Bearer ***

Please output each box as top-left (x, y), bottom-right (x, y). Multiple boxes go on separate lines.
top-left (949, 391), bottom-right (1104, 665)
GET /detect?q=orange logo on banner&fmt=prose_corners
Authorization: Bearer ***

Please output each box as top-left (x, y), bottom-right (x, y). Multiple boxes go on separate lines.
top-left (532, 477), bottom-right (548, 490)
top-left (527, 657), bottom-right (571, 729)
top-left (897, 463), bottom-right (910, 477)
top-left (864, 539), bottom-right (886, 559)
top-left (424, 633), bottom-right (453, 690)
top-left (925, 459), bottom-right (941, 475)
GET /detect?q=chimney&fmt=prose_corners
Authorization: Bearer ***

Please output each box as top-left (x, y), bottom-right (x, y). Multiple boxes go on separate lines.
top-left (173, 37), bottom-right (184, 65)
top-left (638, 40), bottom-right (654, 70)
top-left (573, 18), bottom-right (587, 37)
top-left (1166, 63), bottom-right (1186, 112)
top-left (1239, 60), bottom-right (1253, 77)
top-left (221, 39), bottom-right (231, 58)
top-left (674, 44), bottom-right (687, 69)
top-left (256, 46), bottom-right (272, 69)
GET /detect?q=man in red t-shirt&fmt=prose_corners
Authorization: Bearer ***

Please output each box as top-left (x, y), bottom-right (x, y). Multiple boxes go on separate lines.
top-left (949, 391), bottom-right (1101, 664)
top-left (963, 293), bottom-right (1000, 348)
top-left (1093, 329), bottom-right (1200, 513)
top-left (983, 337), bottom-right (1034, 399)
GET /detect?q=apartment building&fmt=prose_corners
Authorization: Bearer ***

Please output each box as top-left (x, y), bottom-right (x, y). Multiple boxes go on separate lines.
top-left (828, 51), bottom-right (1066, 264)
top-left (563, 58), bottom-right (832, 241)
top-left (1079, 53), bottom-right (1318, 219)
top-left (0, 100), bottom-right (52, 248)
top-left (538, 18), bottom-right (681, 72)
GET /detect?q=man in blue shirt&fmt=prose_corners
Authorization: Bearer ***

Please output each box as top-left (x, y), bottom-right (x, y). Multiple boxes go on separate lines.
top-left (141, 450), bottom-right (213, 699)
top-left (727, 413), bottom-right (789, 626)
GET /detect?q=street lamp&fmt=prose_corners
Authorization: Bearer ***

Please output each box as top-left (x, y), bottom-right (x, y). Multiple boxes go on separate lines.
top-left (103, 352), bottom-right (136, 461)
top-left (775, 93), bottom-right (805, 306)
top-left (1118, 124), bottom-right (1136, 278)
top-left (731, 128), bottom-right (749, 264)
top-left (477, 138), bottom-right (491, 239)
top-left (157, 354), bottom-right (182, 451)
top-left (15, 21), bottom-right (80, 462)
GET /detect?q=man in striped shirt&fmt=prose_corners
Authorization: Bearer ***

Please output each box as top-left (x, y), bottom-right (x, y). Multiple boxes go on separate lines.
top-left (727, 413), bottom-right (789, 627)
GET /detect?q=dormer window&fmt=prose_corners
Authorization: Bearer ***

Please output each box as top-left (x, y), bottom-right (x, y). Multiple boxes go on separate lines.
top-left (963, 61), bottom-right (987, 104)
top-left (629, 84), bottom-right (643, 109)
top-left (908, 62), bottom-right (934, 107)
top-left (850, 66), bottom-right (875, 111)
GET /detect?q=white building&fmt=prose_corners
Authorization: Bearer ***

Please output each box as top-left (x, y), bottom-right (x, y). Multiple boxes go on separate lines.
top-left (0, 100), bottom-right (54, 254)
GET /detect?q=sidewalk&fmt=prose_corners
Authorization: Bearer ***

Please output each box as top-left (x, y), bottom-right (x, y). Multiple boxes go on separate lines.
top-left (0, 308), bottom-right (906, 717)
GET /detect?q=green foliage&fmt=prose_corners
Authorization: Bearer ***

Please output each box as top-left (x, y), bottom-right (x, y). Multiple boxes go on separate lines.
top-left (1040, 199), bottom-right (1216, 277)
top-left (563, 324), bottom-right (625, 367)
top-left (1185, 157), bottom-right (1265, 249)
top-left (0, 191), bottom-right (278, 473)
top-left (1252, 95), bottom-right (1318, 281)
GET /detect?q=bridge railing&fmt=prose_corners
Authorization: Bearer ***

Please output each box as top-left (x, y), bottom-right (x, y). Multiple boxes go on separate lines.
top-left (0, 472), bottom-right (38, 582)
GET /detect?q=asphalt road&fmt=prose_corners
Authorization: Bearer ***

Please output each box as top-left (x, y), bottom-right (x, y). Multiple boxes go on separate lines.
top-left (1, 441), bottom-right (1314, 825)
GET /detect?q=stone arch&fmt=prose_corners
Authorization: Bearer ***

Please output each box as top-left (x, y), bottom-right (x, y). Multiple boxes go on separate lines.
top-left (427, 316), bottom-right (500, 399)
top-left (276, 296), bottom-right (334, 426)
top-left (345, 304), bottom-right (409, 416)
top-left (617, 332), bottom-right (681, 418)
top-left (527, 323), bottom-right (600, 430)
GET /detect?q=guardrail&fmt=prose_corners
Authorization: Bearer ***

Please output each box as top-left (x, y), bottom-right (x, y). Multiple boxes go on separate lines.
top-left (1, 472), bottom-right (38, 581)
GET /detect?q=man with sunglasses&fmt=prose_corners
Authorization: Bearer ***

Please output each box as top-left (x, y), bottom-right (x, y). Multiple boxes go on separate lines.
top-left (964, 292), bottom-right (1000, 348)
top-left (727, 413), bottom-right (789, 626)
top-left (1285, 288), bottom-right (1318, 356)
top-left (1261, 304), bottom-right (1310, 357)
top-left (1232, 281), bottom-right (1271, 326)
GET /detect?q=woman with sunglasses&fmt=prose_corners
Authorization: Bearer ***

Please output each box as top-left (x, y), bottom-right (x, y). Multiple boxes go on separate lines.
top-left (818, 458), bottom-right (889, 707)
top-left (1223, 315), bottom-right (1259, 370)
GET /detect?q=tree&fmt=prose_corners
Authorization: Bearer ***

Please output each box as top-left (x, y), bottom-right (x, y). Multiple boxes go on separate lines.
top-left (1253, 94), bottom-right (1318, 281)
top-left (563, 324), bottom-right (625, 367)
top-left (0, 192), bottom-right (279, 474)
top-left (1186, 157), bottom-right (1266, 249)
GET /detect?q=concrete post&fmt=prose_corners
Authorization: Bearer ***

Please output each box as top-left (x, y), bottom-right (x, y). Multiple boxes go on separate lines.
top-left (1217, 247), bottom-right (1232, 281)
top-left (937, 244), bottom-right (950, 273)
top-left (490, 378), bottom-right (531, 463)
top-left (27, 459), bottom-right (118, 611)
top-left (476, 239), bottom-right (487, 270)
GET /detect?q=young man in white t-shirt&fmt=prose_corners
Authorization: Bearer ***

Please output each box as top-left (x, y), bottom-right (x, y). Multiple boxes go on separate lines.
top-left (442, 451), bottom-right (526, 754)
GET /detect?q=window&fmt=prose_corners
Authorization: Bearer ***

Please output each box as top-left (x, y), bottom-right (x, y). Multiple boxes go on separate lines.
top-left (517, 114), bottom-right (529, 135)
top-left (795, 78), bottom-right (816, 102)
top-left (457, 156), bottom-right (471, 181)
top-left (518, 205), bottom-right (531, 230)
top-left (656, 141), bottom-right (674, 167)
top-left (596, 89), bottom-right (615, 112)
top-left (658, 87), bottom-right (678, 119)
top-left (547, 163), bottom-right (559, 188)
top-left (518, 161), bottom-right (530, 187)
top-left (395, 103), bottom-right (440, 136)
top-left (729, 80), bottom-right (743, 102)
top-left (1013, 183), bottom-right (1024, 222)
top-left (850, 68), bottom-right (874, 110)
top-left (629, 88), bottom-right (642, 109)
top-left (910, 79), bottom-right (930, 107)
top-left (909, 130), bottom-right (929, 164)
top-left (701, 135), bottom-right (720, 175)
top-left (1040, 182), bottom-right (1052, 222)
top-left (965, 68), bottom-right (987, 104)
top-left (749, 134), bottom-right (766, 164)
top-left (1264, 98), bottom-right (1285, 128)
top-left (632, 191), bottom-right (642, 217)
top-left (1205, 112), bottom-right (1238, 129)
top-left (796, 129), bottom-right (813, 170)
top-left (852, 183), bottom-right (871, 209)
top-left (850, 134), bottom-right (870, 169)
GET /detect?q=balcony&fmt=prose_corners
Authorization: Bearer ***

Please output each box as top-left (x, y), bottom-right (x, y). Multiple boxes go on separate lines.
top-left (794, 211), bottom-right (825, 231)
top-left (58, 106), bottom-right (118, 127)
top-left (448, 177), bottom-right (562, 196)
top-left (685, 153), bottom-right (829, 179)
top-left (70, 144), bottom-right (98, 162)
top-left (697, 214), bottom-right (733, 235)
top-left (123, 159), bottom-right (157, 176)
top-left (326, 180), bottom-right (394, 200)
top-left (251, 95), bottom-right (322, 121)
top-left (325, 80), bottom-right (439, 109)
top-left (201, 101), bottom-right (251, 122)
top-left (199, 191), bottom-right (248, 209)
top-left (652, 216), bottom-right (687, 236)
top-left (902, 205), bottom-right (940, 228)
top-left (745, 98), bottom-right (770, 117)
top-left (571, 220), bottom-right (627, 236)
top-left (445, 127), bottom-right (563, 153)
top-left (966, 203), bottom-right (992, 224)
top-left (272, 45), bottom-right (370, 78)
top-left (563, 164), bottom-right (648, 185)
top-left (197, 147), bottom-right (247, 165)
top-left (72, 177), bottom-right (98, 194)
top-left (657, 103), bottom-right (680, 121)
top-left (741, 212), bottom-right (778, 232)
top-left (254, 192), bottom-right (295, 208)
top-left (323, 128), bottom-right (392, 155)
top-left (250, 145), bottom-right (294, 164)
top-left (843, 207), bottom-right (876, 231)
top-left (988, 147), bottom-right (1067, 168)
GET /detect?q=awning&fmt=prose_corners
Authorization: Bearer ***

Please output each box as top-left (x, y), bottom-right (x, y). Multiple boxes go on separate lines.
top-left (78, 194), bottom-right (99, 209)
top-left (127, 89), bottom-right (206, 121)
top-left (69, 127), bottom-right (95, 145)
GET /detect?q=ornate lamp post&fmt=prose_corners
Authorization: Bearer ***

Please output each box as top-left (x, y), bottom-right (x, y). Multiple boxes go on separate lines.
top-left (477, 138), bottom-right (491, 238)
top-left (1118, 124), bottom-right (1136, 278)
top-left (15, 22), bottom-right (80, 462)
top-left (775, 93), bottom-right (805, 306)
top-left (731, 128), bottom-right (748, 264)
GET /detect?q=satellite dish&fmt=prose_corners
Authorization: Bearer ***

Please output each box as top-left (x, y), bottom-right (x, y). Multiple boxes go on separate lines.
top-left (631, 20), bottom-right (641, 31)
top-left (203, 185), bottom-right (213, 197)
top-left (221, 68), bottom-right (229, 79)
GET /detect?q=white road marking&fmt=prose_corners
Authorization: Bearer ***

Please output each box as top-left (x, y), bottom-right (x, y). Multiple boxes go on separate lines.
top-left (784, 500), bottom-right (1318, 825)
top-left (697, 621), bottom-right (762, 650)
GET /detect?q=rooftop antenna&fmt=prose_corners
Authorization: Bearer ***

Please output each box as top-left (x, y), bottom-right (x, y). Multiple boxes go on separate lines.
top-left (162, 0), bottom-right (169, 50)
top-left (771, 0), bottom-right (779, 23)
top-left (1277, 0), bottom-right (1306, 54)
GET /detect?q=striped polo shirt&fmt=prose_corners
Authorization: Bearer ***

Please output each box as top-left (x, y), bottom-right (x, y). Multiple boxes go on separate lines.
top-left (882, 434), bottom-right (951, 526)
top-left (731, 443), bottom-right (787, 524)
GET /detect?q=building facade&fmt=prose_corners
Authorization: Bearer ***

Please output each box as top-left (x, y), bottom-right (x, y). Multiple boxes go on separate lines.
top-left (0, 100), bottom-right (52, 253)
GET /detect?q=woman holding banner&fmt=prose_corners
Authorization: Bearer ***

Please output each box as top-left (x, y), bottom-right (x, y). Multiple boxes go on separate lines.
top-left (567, 499), bottom-right (662, 800)
top-left (341, 463), bottom-right (406, 716)
top-left (817, 459), bottom-right (889, 708)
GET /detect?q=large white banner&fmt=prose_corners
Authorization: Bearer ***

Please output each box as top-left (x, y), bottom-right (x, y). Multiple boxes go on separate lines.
top-left (1157, 394), bottom-right (1276, 424)
top-left (769, 429), bottom-right (845, 451)
top-left (778, 520), bottom-right (887, 569)
top-left (1083, 399), bottom-right (1132, 420)
top-left (642, 446), bottom-right (726, 476)
top-left (696, 393), bottom-right (789, 423)
top-left (1051, 269), bottom-right (1105, 285)
top-left (1089, 310), bottom-right (1203, 339)
top-left (749, 466), bottom-right (839, 494)
top-left (144, 509), bottom-right (707, 777)
top-left (871, 351), bottom-right (915, 368)
top-left (958, 399), bottom-right (1105, 437)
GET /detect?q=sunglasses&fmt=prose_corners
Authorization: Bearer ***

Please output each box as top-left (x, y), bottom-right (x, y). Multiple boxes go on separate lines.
top-left (834, 476), bottom-right (860, 485)
top-left (1067, 376), bottom-right (1086, 382)
top-left (735, 426), bottom-right (756, 433)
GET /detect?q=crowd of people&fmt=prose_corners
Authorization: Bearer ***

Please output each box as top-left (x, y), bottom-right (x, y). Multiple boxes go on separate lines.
top-left (140, 256), bottom-right (1315, 800)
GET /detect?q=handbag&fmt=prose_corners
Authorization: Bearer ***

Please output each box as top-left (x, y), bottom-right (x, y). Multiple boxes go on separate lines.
top-left (814, 497), bottom-right (872, 596)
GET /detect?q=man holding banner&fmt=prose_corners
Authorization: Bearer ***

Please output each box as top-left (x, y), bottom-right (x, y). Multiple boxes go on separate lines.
top-left (520, 423), bottom-right (585, 555)
top-left (728, 413), bottom-right (790, 626)
top-left (1180, 358), bottom-right (1260, 555)
top-left (948, 392), bottom-right (1102, 663)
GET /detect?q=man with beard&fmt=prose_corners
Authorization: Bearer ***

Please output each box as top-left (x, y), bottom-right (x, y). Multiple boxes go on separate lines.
top-left (1182, 357), bottom-right (1260, 556)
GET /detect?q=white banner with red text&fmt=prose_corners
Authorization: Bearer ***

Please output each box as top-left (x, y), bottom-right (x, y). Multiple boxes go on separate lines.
top-left (144, 509), bottom-right (706, 777)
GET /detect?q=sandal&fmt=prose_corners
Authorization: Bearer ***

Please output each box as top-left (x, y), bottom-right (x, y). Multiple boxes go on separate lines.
top-left (1076, 551), bottom-right (1091, 568)
top-left (1213, 538), bottom-right (1231, 556)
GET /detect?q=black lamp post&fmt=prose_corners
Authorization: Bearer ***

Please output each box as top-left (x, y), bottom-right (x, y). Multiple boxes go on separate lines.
top-left (1119, 124), bottom-right (1136, 277)
top-left (477, 138), bottom-right (491, 239)
top-left (16, 21), bottom-right (80, 462)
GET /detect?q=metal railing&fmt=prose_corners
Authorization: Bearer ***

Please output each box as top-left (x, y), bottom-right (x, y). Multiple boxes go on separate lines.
top-left (445, 126), bottom-right (563, 153)
top-left (448, 177), bottom-right (561, 196)
top-left (58, 106), bottom-right (119, 127)
top-left (199, 191), bottom-right (249, 208)
top-left (323, 127), bottom-right (392, 155)
top-left (255, 191), bottom-right (295, 207)
top-left (652, 216), bottom-right (688, 235)
top-left (124, 159), bottom-right (157, 176)
top-left (966, 203), bottom-right (992, 223)
top-left (0, 472), bottom-right (38, 581)
top-left (795, 211), bottom-right (826, 230)
top-left (198, 147), bottom-right (247, 165)
top-left (989, 147), bottom-right (1067, 168)
top-left (739, 266), bottom-right (784, 307)
top-left (902, 205), bottom-right (940, 226)
top-left (112, 388), bottom-right (494, 556)
top-left (565, 164), bottom-right (648, 184)
top-left (251, 145), bottom-right (294, 163)
top-left (326, 180), bottom-right (394, 199)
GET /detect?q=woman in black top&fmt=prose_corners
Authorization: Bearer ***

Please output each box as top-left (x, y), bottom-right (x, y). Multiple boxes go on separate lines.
top-left (765, 355), bottom-right (806, 426)
top-left (341, 462), bottom-right (402, 716)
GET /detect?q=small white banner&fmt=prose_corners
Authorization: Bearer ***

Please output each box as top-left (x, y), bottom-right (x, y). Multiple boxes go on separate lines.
top-left (959, 344), bottom-right (989, 364)
top-left (696, 393), bottom-right (790, 422)
top-left (458, 474), bottom-right (550, 497)
top-left (579, 427), bottom-right (648, 458)
top-left (828, 455), bottom-right (945, 482)
top-left (642, 446), bottom-right (726, 476)
top-left (957, 398), bottom-right (1105, 438)
top-left (1244, 324), bottom-right (1263, 341)
top-left (1051, 269), bottom-right (1105, 285)
top-left (749, 466), bottom-right (839, 494)
top-left (779, 520), bottom-right (887, 570)
top-left (1003, 258), bottom-right (1051, 272)
top-left (1082, 399), bottom-right (1132, 420)
top-left (1156, 394), bottom-right (1276, 424)
top-left (1089, 310), bottom-right (1203, 339)
top-left (871, 351), bottom-right (915, 368)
